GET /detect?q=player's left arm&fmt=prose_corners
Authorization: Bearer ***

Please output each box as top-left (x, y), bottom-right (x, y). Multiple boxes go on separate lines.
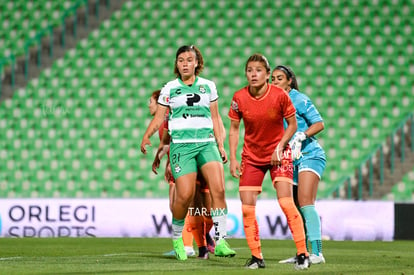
top-left (218, 114), bottom-right (226, 140)
top-left (282, 114), bottom-right (298, 147)
top-left (304, 121), bottom-right (324, 138)
top-left (301, 96), bottom-right (325, 138)
top-left (272, 114), bottom-right (297, 165)
top-left (210, 100), bottom-right (227, 163)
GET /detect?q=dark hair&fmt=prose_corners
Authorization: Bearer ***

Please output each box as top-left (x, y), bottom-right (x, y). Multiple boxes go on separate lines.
top-left (245, 53), bottom-right (271, 74)
top-left (174, 45), bottom-right (204, 78)
top-left (273, 65), bottom-right (299, 90)
top-left (151, 89), bottom-right (161, 101)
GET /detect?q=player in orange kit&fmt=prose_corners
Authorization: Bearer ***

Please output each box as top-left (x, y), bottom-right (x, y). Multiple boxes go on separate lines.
top-left (228, 53), bottom-right (310, 270)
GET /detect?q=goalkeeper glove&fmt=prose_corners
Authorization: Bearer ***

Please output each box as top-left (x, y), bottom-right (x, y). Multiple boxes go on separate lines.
top-left (289, 132), bottom-right (307, 160)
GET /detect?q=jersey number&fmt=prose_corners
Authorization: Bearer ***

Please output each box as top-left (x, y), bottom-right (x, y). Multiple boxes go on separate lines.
top-left (171, 153), bottom-right (180, 164)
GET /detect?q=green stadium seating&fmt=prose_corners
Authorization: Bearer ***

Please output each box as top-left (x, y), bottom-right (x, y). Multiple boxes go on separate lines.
top-left (0, 0), bottom-right (82, 59)
top-left (385, 167), bottom-right (414, 201)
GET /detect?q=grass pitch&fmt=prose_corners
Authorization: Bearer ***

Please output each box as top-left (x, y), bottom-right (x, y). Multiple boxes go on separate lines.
top-left (0, 238), bottom-right (413, 274)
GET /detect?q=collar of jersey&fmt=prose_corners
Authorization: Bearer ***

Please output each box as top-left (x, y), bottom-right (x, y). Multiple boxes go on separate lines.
top-left (178, 76), bottom-right (199, 87)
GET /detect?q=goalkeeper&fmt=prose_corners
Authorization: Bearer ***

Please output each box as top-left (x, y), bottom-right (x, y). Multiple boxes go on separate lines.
top-left (271, 65), bottom-right (327, 265)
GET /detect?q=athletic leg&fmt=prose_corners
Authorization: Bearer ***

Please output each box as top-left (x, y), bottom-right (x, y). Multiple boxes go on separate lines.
top-left (298, 170), bottom-right (325, 264)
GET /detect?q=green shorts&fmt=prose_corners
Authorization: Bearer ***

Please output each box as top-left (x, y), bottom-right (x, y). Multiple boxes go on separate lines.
top-left (169, 142), bottom-right (222, 180)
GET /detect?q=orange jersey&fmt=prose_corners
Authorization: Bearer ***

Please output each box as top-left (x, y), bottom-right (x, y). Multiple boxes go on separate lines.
top-left (228, 84), bottom-right (296, 165)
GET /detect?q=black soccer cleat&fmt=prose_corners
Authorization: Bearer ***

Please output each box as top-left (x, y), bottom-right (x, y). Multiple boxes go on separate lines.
top-left (245, 255), bottom-right (265, 269)
top-left (294, 253), bottom-right (311, 270)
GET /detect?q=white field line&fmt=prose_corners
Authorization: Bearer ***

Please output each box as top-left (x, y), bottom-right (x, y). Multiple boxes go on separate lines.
top-left (0, 247), bottom-right (248, 261)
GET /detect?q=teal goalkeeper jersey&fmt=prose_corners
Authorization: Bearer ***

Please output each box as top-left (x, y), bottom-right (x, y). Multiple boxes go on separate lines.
top-left (285, 89), bottom-right (326, 160)
top-left (158, 76), bottom-right (218, 143)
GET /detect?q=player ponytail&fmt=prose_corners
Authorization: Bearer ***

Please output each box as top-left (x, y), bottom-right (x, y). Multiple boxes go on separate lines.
top-left (274, 65), bottom-right (299, 90)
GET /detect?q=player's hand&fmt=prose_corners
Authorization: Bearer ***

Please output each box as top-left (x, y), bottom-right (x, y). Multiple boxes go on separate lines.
top-left (271, 142), bottom-right (284, 165)
top-left (164, 162), bottom-right (173, 182)
top-left (230, 160), bottom-right (241, 178)
top-left (289, 132), bottom-right (307, 160)
top-left (152, 155), bottom-right (160, 174)
top-left (152, 145), bottom-right (170, 174)
top-left (219, 146), bottom-right (228, 164)
top-left (158, 145), bottom-right (170, 159)
top-left (140, 137), bottom-right (151, 154)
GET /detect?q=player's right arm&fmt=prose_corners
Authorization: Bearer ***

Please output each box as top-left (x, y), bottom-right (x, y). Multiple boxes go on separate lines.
top-left (140, 104), bottom-right (168, 154)
top-left (229, 119), bottom-right (241, 178)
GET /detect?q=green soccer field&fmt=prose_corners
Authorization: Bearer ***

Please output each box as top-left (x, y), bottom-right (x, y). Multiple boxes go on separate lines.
top-left (1, 238), bottom-right (413, 274)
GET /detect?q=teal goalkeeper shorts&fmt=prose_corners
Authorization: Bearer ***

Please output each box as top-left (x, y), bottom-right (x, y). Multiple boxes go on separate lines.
top-left (169, 141), bottom-right (222, 180)
top-left (293, 156), bottom-right (326, 185)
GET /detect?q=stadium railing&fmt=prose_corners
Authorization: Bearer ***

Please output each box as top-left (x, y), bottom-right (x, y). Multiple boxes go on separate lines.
top-left (0, 0), bottom-right (111, 97)
top-left (327, 112), bottom-right (414, 200)
top-left (0, 55), bottom-right (16, 95)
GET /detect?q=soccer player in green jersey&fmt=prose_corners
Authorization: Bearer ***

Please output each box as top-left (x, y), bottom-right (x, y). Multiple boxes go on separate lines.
top-left (141, 45), bottom-right (235, 261)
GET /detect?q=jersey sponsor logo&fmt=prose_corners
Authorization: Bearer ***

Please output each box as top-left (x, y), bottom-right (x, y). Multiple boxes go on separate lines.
top-left (186, 93), bottom-right (201, 106)
top-left (231, 100), bottom-right (239, 112)
top-left (182, 112), bottom-right (205, 119)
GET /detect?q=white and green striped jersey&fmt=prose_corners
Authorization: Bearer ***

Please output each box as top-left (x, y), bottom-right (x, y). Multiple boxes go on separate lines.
top-left (158, 76), bottom-right (218, 143)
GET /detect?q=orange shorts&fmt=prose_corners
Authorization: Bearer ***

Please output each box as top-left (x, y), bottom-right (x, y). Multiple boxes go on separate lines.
top-left (239, 150), bottom-right (293, 193)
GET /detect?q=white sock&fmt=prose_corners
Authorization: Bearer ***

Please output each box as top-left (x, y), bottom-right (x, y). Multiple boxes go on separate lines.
top-left (172, 218), bottom-right (184, 239)
top-left (212, 213), bottom-right (227, 241)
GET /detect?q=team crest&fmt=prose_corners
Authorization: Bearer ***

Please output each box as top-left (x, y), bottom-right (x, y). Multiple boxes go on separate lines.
top-left (199, 85), bottom-right (206, 93)
top-left (174, 164), bottom-right (182, 174)
top-left (231, 100), bottom-right (239, 112)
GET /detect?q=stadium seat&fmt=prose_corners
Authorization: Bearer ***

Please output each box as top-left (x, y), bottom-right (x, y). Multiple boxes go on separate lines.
top-left (0, 0), bottom-right (81, 59)
top-left (385, 168), bottom-right (414, 201)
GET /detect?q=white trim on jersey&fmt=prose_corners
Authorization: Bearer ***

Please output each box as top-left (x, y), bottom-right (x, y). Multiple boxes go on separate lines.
top-left (172, 137), bottom-right (215, 143)
top-left (169, 117), bottom-right (213, 130)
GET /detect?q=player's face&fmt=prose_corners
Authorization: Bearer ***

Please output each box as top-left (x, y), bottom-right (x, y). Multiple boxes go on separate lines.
top-left (271, 70), bottom-right (291, 91)
top-left (148, 96), bottom-right (157, 116)
top-left (176, 51), bottom-right (198, 80)
top-left (246, 61), bottom-right (270, 88)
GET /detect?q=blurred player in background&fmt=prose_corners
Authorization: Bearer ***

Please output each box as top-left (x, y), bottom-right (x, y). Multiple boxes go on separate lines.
top-left (228, 53), bottom-right (310, 270)
top-left (272, 65), bottom-right (326, 264)
top-left (141, 45), bottom-right (235, 261)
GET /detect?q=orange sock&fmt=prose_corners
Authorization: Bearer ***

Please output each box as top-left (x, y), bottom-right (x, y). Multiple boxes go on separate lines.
top-left (203, 215), bottom-right (213, 236)
top-left (182, 215), bottom-right (194, 247)
top-left (278, 197), bottom-right (308, 256)
top-left (242, 204), bottom-right (262, 259)
top-left (189, 215), bottom-right (206, 248)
